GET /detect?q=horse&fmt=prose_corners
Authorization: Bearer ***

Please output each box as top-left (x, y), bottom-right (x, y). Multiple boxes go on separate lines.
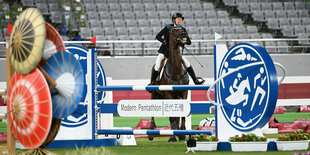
top-left (148, 27), bottom-right (190, 142)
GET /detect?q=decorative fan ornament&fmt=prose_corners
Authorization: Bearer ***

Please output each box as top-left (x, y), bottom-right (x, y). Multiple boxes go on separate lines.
top-left (43, 51), bottom-right (86, 118)
top-left (6, 69), bottom-right (52, 149)
top-left (42, 22), bottom-right (65, 60)
top-left (9, 8), bottom-right (46, 75)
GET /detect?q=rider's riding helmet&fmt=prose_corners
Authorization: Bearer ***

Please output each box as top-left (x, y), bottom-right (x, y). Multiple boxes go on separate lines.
top-left (171, 12), bottom-right (184, 22)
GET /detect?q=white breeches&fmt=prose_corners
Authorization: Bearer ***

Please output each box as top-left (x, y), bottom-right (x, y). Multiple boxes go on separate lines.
top-left (154, 53), bottom-right (165, 71)
top-left (154, 53), bottom-right (191, 71)
top-left (182, 55), bottom-right (191, 68)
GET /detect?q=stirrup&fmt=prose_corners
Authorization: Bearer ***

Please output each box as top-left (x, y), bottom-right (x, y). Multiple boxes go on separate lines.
top-left (195, 77), bottom-right (205, 85)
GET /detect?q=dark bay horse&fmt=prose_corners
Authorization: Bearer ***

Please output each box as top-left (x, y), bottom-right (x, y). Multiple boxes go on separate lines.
top-left (149, 27), bottom-right (190, 142)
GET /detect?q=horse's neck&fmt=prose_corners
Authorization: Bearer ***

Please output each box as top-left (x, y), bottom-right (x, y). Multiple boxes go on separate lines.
top-left (166, 47), bottom-right (184, 76)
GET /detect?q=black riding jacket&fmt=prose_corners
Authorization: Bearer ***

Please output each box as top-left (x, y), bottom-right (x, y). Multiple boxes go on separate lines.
top-left (155, 24), bottom-right (191, 56)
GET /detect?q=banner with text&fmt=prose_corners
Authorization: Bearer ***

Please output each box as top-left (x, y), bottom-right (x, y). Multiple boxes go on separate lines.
top-left (117, 100), bottom-right (191, 117)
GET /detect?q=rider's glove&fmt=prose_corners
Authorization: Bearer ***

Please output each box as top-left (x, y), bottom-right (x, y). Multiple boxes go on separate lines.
top-left (177, 38), bottom-right (185, 46)
top-left (163, 39), bottom-right (167, 44)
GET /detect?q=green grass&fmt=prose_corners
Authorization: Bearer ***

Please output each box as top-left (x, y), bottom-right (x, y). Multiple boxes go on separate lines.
top-left (0, 122), bottom-right (6, 132)
top-left (0, 122), bottom-right (6, 128)
top-left (273, 112), bottom-right (310, 123)
top-left (107, 137), bottom-right (309, 155)
top-left (40, 137), bottom-right (309, 155)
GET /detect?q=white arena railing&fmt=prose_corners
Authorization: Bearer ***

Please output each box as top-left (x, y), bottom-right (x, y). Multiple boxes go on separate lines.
top-left (1, 38), bottom-right (310, 57)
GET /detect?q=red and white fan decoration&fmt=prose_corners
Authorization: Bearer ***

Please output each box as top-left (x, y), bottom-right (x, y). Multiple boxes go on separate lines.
top-left (6, 68), bottom-right (52, 149)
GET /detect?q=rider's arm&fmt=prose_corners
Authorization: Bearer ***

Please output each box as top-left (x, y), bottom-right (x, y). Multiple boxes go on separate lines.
top-left (156, 27), bottom-right (168, 43)
top-left (183, 28), bottom-right (191, 45)
top-left (186, 33), bottom-right (191, 45)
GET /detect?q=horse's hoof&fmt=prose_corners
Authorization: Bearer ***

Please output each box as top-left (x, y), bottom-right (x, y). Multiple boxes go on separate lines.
top-left (195, 77), bottom-right (205, 85)
top-left (168, 137), bottom-right (177, 142)
top-left (178, 135), bottom-right (186, 141)
top-left (150, 120), bottom-right (155, 130)
top-left (148, 135), bottom-right (154, 141)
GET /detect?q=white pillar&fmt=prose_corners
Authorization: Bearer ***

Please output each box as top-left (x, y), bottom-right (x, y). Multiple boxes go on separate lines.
top-left (100, 77), bottom-right (114, 129)
top-left (185, 90), bottom-right (192, 130)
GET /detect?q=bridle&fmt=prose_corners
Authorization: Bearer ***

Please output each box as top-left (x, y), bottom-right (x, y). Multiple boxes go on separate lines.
top-left (169, 27), bottom-right (188, 49)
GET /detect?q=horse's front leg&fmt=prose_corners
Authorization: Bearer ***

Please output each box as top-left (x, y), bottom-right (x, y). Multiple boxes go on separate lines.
top-left (148, 117), bottom-right (156, 140)
top-left (178, 117), bottom-right (186, 141)
top-left (163, 92), bottom-right (180, 142)
top-left (168, 117), bottom-right (179, 142)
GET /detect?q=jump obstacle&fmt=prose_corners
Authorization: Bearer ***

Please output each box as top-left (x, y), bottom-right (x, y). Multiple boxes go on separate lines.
top-left (48, 45), bottom-right (215, 148)
top-left (49, 43), bottom-right (285, 151)
top-left (89, 47), bottom-right (214, 136)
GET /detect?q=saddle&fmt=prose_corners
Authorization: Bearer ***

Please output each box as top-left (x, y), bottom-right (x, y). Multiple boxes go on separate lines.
top-left (155, 58), bottom-right (188, 82)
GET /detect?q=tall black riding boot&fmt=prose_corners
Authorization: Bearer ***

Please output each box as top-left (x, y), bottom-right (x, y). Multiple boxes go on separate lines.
top-left (186, 66), bottom-right (205, 85)
top-left (149, 70), bottom-right (159, 85)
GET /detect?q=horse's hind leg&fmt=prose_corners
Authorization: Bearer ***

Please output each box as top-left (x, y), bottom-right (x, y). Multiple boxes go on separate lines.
top-left (148, 91), bottom-right (162, 140)
top-left (178, 117), bottom-right (186, 141)
top-left (168, 117), bottom-right (179, 142)
top-left (148, 117), bottom-right (156, 141)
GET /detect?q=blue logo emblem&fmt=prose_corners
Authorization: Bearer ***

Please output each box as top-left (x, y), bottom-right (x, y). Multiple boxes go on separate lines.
top-left (218, 43), bottom-right (278, 132)
top-left (61, 45), bottom-right (107, 127)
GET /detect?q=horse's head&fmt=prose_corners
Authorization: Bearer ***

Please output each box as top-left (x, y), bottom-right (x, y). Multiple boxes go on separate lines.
top-left (169, 27), bottom-right (188, 49)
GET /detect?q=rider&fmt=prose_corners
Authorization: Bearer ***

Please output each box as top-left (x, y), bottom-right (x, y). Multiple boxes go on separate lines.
top-left (149, 12), bottom-right (205, 85)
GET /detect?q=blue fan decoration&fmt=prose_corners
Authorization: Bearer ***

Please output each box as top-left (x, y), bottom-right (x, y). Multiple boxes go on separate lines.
top-left (43, 51), bottom-right (85, 118)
